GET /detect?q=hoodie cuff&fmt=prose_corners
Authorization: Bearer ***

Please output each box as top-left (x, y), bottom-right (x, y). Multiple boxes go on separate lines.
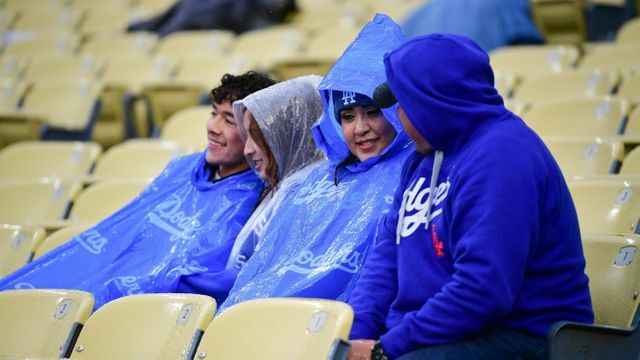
top-left (349, 318), bottom-right (380, 340)
top-left (379, 324), bottom-right (414, 359)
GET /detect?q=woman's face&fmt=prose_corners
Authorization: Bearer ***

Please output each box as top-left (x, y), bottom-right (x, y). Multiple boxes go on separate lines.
top-left (243, 111), bottom-right (270, 180)
top-left (340, 105), bottom-right (397, 162)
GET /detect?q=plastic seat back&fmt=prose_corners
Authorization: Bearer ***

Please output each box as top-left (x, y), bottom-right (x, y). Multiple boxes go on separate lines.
top-left (70, 293), bottom-right (216, 360)
top-left (161, 105), bottom-right (210, 151)
top-left (621, 146), bottom-right (640, 175)
top-left (91, 140), bottom-right (183, 181)
top-left (583, 234), bottom-right (640, 327)
top-left (197, 298), bottom-right (353, 360)
top-left (544, 136), bottom-right (625, 179)
top-left (569, 180), bottom-right (640, 235)
top-left (0, 224), bottom-right (45, 276)
top-left (616, 17), bottom-right (640, 45)
top-left (69, 179), bottom-right (149, 223)
top-left (34, 223), bottom-right (93, 259)
top-left (0, 141), bottom-right (102, 180)
top-left (579, 44), bottom-right (640, 76)
top-left (0, 289), bottom-right (94, 358)
top-left (514, 70), bottom-right (620, 104)
top-left (0, 179), bottom-right (81, 225)
top-left (524, 97), bottom-right (630, 137)
top-left (489, 44), bottom-right (579, 79)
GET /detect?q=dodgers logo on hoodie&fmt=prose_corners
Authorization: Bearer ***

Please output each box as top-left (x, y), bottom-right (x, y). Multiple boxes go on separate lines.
top-left (400, 177), bottom-right (450, 238)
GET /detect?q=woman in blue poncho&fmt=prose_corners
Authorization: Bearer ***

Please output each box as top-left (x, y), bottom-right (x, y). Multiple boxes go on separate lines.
top-left (219, 14), bottom-right (413, 311)
top-left (177, 75), bottom-right (326, 303)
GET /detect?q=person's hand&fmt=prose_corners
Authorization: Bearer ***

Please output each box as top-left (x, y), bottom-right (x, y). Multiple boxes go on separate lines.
top-left (348, 339), bottom-right (376, 360)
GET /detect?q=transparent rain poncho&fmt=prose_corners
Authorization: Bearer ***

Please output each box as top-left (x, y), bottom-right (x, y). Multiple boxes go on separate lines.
top-left (0, 151), bottom-right (263, 309)
top-left (220, 14), bottom-right (414, 311)
top-left (176, 75), bottom-right (325, 303)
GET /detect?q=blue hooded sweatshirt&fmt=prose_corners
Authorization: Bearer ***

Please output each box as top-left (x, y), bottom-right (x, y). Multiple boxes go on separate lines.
top-left (348, 34), bottom-right (593, 358)
top-left (0, 151), bottom-right (262, 309)
top-left (219, 14), bottom-right (413, 311)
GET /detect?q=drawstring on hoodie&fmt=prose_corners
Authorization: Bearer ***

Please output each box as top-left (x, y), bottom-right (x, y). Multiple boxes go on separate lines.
top-left (396, 150), bottom-right (444, 245)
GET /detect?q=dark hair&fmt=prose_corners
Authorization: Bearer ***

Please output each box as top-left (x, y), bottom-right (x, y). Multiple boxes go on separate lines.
top-left (333, 154), bottom-right (357, 186)
top-left (247, 112), bottom-right (279, 202)
top-left (211, 71), bottom-right (276, 104)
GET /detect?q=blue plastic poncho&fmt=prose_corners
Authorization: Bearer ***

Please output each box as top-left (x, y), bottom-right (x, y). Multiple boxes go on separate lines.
top-left (0, 151), bottom-right (263, 309)
top-left (220, 14), bottom-right (413, 311)
top-left (177, 75), bottom-right (326, 303)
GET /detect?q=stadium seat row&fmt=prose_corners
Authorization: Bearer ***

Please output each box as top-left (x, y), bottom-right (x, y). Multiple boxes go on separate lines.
top-left (0, 291), bottom-right (353, 359)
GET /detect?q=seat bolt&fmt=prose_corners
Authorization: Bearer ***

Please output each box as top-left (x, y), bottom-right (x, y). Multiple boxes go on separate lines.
top-left (76, 344), bottom-right (84, 352)
top-left (198, 351), bottom-right (207, 359)
top-left (634, 291), bottom-right (638, 300)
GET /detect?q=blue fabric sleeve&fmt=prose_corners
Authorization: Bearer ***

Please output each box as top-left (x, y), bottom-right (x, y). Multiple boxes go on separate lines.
top-left (380, 141), bottom-right (541, 357)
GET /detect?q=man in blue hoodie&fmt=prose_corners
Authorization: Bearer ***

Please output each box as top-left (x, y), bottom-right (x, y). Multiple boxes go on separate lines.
top-left (347, 34), bottom-right (593, 359)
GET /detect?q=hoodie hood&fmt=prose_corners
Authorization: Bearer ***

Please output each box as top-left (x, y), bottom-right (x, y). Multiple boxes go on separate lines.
top-left (234, 75), bottom-right (325, 180)
top-left (384, 33), bottom-right (508, 154)
top-left (314, 13), bottom-right (411, 171)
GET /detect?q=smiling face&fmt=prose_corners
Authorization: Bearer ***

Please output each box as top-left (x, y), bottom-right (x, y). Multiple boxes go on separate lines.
top-left (205, 100), bottom-right (249, 177)
top-left (242, 110), bottom-right (272, 181)
top-left (340, 105), bottom-right (397, 162)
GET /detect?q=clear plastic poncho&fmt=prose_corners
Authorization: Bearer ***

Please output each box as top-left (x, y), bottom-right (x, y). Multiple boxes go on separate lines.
top-left (220, 14), bottom-right (414, 312)
top-left (177, 75), bottom-right (326, 303)
top-left (0, 151), bottom-right (263, 309)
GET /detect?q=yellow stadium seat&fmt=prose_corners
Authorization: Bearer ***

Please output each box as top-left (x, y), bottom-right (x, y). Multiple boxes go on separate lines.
top-left (579, 44), bottom-right (640, 76)
top-left (80, 8), bottom-right (139, 36)
top-left (523, 97), bottom-right (631, 137)
top-left (3, 0), bottom-right (66, 11)
top-left (3, 35), bottom-right (80, 60)
top-left (196, 298), bottom-right (353, 360)
top-left (0, 289), bottom-right (94, 359)
top-left (161, 105), bottom-right (209, 151)
top-left (373, 0), bottom-right (425, 23)
top-left (530, 0), bottom-right (587, 45)
top-left (34, 223), bottom-right (93, 259)
top-left (142, 55), bottom-right (252, 129)
top-left (0, 179), bottom-right (81, 226)
top-left (20, 79), bottom-right (103, 140)
top-left (70, 293), bottom-right (215, 359)
top-left (0, 77), bottom-right (27, 112)
top-left (232, 26), bottom-right (307, 70)
top-left (80, 32), bottom-right (159, 60)
top-left (547, 233), bottom-right (640, 359)
top-left (292, 1), bottom-right (372, 31)
top-left (11, 8), bottom-right (84, 34)
top-left (22, 55), bottom-right (104, 85)
top-left (90, 140), bottom-right (184, 181)
top-left (617, 17), bottom-right (640, 44)
top-left (99, 57), bottom-right (177, 140)
top-left (0, 141), bottom-right (102, 180)
top-left (543, 136), bottom-right (625, 179)
top-left (569, 179), bottom-right (640, 234)
top-left (623, 107), bottom-right (640, 144)
top-left (513, 70), bottom-right (620, 103)
top-left (489, 45), bottom-right (580, 79)
top-left (270, 26), bottom-right (360, 80)
top-left (0, 56), bottom-right (27, 81)
top-left (621, 146), bottom-right (640, 175)
top-left (68, 179), bottom-right (149, 223)
top-left (582, 233), bottom-right (640, 327)
top-left (155, 30), bottom-right (235, 59)
top-left (0, 224), bottom-right (45, 277)
top-left (618, 75), bottom-right (640, 103)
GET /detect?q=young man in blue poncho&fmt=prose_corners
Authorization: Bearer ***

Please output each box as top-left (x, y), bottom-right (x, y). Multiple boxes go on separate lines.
top-left (218, 14), bottom-right (413, 311)
top-left (347, 34), bottom-right (593, 359)
top-left (0, 71), bottom-right (275, 309)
